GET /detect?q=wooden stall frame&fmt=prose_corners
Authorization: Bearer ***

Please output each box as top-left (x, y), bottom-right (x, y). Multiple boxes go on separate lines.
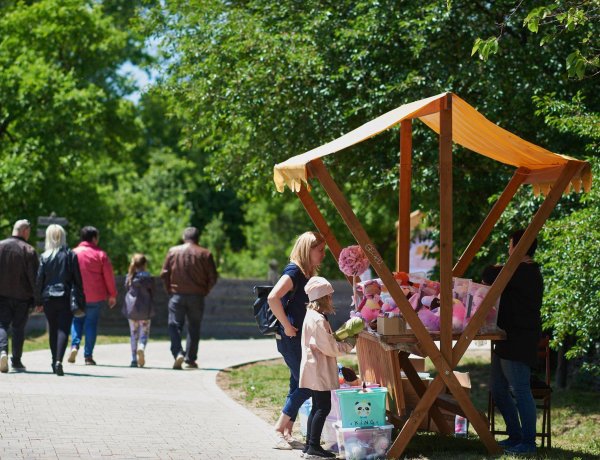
top-left (273, 92), bottom-right (590, 458)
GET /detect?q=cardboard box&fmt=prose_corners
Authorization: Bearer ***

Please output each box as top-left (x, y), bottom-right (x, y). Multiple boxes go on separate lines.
top-left (400, 371), bottom-right (471, 433)
top-left (377, 316), bottom-right (406, 335)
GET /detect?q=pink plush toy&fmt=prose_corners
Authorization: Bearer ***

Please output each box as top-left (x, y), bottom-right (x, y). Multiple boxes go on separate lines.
top-left (357, 280), bottom-right (383, 322)
top-left (381, 297), bottom-right (399, 316)
top-left (408, 290), bottom-right (421, 310)
top-left (452, 299), bottom-right (466, 331)
top-left (418, 307), bottom-right (440, 331)
top-left (422, 280), bottom-right (441, 297)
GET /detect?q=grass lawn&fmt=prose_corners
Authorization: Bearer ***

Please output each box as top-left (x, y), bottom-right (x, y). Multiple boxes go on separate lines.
top-left (217, 353), bottom-right (600, 459)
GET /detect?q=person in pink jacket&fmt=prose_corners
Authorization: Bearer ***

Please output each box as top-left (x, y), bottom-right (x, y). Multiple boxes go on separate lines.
top-left (68, 226), bottom-right (117, 365)
top-left (299, 277), bottom-right (354, 459)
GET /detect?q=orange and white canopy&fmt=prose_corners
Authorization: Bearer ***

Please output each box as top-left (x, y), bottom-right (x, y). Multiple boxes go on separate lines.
top-left (274, 92), bottom-right (592, 195)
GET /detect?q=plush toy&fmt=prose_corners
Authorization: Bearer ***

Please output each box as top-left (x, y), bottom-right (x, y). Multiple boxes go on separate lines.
top-left (421, 280), bottom-right (441, 296)
top-left (373, 434), bottom-right (390, 456)
top-left (421, 295), bottom-right (440, 310)
top-left (341, 366), bottom-right (362, 386)
top-left (344, 439), bottom-right (368, 460)
top-left (418, 307), bottom-right (440, 331)
top-left (408, 290), bottom-right (421, 310)
top-left (393, 271), bottom-right (410, 285)
top-left (466, 286), bottom-right (498, 330)
top-left (333, 317), bottom-right (365, 341)
top-left (357, 280), bottom-right (383, 323)
top-left (452, 299), bottom-right (466, 331)
top-left (381, 297), bottom-right (400, 316)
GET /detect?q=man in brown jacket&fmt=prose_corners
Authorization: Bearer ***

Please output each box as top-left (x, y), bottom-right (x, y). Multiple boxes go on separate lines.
top-left (161, 227), bottom-right (217, 369)
top-left (0, 219), bottom-right (39, 373)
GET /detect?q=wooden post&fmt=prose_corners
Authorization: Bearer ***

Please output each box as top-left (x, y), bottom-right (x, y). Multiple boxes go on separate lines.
top-left (439, 94), bottom-right (453, 365)
top-left (398, 120), bottom-right (412, 272)
top-left (453, 168), bottom-right (529, 277)
top-left (296, 183), bottom-right (353, 285)
top-left (308, 158), bottom-right (478, 457)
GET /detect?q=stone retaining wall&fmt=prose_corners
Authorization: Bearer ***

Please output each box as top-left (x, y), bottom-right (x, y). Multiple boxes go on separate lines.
top-left (27, 277), bottom-right (355, 339)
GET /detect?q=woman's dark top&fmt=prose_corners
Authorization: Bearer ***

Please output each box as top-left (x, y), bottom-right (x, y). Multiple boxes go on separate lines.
top-left (482, 261), bottom-right (543, 367)
top-left (278, 263), bottom-right (309, 334)
top-left (35, 247), bottom-right (85, 308)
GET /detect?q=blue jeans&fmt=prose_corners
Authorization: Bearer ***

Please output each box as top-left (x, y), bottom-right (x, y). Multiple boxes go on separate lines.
top-left (71, 301), bottom-right (104, 358)
top-left (490, 352), bottom-right (537, 447)
top-left (276, 334), bottom-right (311, 421)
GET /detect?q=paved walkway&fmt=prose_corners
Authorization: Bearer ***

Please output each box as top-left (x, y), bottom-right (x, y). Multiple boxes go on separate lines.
top-left (0, 339), bottom-right (301, 460)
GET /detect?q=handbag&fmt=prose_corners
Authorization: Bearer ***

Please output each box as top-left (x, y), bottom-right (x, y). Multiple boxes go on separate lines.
top-left (252, 284), bottom-right (297, 336)
top-left (68, 250), bottom-right (86, 318)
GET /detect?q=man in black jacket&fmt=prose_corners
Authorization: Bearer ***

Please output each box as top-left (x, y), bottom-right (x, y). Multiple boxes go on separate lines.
top-left (0, 219), bottom-right (39, 372)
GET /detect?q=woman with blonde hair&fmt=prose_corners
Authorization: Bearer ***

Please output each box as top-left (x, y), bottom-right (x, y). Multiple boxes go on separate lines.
top-left (35, 224), bottom-right (84, 376)
top-left (267, 231), bottom-right (326, 449)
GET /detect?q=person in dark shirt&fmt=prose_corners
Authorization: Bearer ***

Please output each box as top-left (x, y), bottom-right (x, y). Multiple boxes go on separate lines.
top-left (482, 229), bottom-right (543, 455)
top-left (0, 219), bottom-right (38, 373)
top-left (267, 231), bottom-right (326, 450)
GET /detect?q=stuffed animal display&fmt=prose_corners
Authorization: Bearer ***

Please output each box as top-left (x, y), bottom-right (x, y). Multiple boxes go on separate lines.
top-left (347, 274), bottom-right (499, 334)
top-left (356, 280), bottom-right (383, 322)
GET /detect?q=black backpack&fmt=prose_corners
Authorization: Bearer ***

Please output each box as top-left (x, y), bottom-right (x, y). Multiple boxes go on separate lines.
top-left (252, 284), bottom-right (297, 335)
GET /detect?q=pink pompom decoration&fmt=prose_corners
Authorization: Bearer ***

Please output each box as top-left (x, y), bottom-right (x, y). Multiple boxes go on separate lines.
top-left (338, 245), bottom-right (370, 276)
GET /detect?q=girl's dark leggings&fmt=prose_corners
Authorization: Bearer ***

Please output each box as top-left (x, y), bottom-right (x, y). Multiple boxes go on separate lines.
top-left (306, 389), bottom-right (332, 448)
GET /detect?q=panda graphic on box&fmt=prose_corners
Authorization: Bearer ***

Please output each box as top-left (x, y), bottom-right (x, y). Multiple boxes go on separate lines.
top-left (354, 400), bottom-right (373, 426)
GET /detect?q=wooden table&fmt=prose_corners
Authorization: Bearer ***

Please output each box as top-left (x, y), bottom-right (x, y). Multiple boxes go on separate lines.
top-left (356, 329), bottom-right (506, 454)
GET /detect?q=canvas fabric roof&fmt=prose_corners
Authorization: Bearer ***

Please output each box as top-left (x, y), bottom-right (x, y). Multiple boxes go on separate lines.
top-left (273, 92), bottom-right (592, 195)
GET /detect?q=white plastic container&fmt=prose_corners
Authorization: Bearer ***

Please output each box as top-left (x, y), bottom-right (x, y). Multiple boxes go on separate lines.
top-left (335, 423), bottom-right (393, 460)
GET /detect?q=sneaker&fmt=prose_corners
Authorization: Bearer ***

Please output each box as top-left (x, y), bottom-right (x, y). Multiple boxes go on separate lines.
top-left (0, 352), bottom-right (8, 373)
top-left (273, 433), bottom-right (292, 450)
top-left (300, 444), bottom-right (309, 457)
top-left (55, 362), bottom-right (64, 376)
top-left (85, 357), bottom-right (97, 365)
top-left (68, 346), bottom-right (78, 363)
top-left (130, 360), bottom-right (138, 368)
top-left (284, 436), bottom-right (305, 450)
top-left (51, 362), bottom-right (56, 374)
top-left (504, 442), bottom-right (537, 455)
top-left (498, 437), bottom-right (522, 448)
top-left (11, 358), bottom-right (26, 372)
top-left (137, 349), bottom-right (145, 367)
top-left (173, 354), bottom-right (184, 370)
top-left (184, 360), bottom-right (198, 369)
top-left (305, 446), bottom-right (336, 458)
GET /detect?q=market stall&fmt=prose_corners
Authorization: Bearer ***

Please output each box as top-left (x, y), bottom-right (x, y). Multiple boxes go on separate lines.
top-left (273, 92), bottom-right (591, 457)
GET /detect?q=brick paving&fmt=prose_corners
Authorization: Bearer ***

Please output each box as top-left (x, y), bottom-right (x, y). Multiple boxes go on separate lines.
top-left (0, 339), bottom-right (301, 460)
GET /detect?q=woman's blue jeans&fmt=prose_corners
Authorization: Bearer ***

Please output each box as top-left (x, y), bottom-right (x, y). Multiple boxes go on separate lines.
top-left (71, 302), bottom-right (103, 358)
top-left (490, 352), bottom-right (537, 447)
top-left (276, 334), bottom-right (311, 421)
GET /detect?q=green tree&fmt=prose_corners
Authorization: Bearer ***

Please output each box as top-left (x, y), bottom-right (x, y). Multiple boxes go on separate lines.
top-left (148, 0), bottom-right (595, 279)
top-left (0, 0), bottom-right (145, 238)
